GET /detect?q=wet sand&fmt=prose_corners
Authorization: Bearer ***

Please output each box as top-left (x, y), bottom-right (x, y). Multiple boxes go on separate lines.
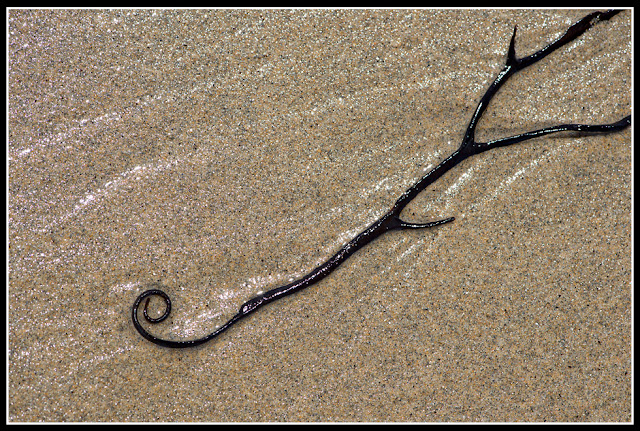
top-left (8, 9), bottom-right (631, 422)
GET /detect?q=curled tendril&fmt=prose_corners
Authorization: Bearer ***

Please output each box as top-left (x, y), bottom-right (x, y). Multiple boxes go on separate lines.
top-left (132, 287), bottom-right (245, 348)
top-left (139, 289), bottom-right (171, 323)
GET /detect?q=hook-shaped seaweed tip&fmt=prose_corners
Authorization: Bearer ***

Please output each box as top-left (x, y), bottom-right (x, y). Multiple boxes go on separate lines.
top-left (131, 288), bottom-right (174, 345)
top-left (132, 287), bottom-right (247, 348)
top-left (390, 215), bottom-right (455, 231)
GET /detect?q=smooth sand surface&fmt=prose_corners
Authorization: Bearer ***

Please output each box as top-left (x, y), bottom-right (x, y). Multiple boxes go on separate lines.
top-left (9, 9), bottom-right (631, 422)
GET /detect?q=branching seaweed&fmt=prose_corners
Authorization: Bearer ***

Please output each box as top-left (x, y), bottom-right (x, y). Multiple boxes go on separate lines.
top-left (132, 10), bottom-right (631, 348)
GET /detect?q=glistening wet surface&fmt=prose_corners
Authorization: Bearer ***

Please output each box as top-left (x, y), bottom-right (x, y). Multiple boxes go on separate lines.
top-left (9, 9), bottom-right (631, 422)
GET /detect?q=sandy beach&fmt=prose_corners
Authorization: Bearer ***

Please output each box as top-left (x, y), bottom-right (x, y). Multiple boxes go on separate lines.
top-left (8, 9), bottom-right (631, 422)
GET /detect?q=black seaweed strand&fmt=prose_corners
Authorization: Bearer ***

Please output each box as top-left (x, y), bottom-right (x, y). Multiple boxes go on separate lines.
top-left (132, 10), bottom-right (630, 348)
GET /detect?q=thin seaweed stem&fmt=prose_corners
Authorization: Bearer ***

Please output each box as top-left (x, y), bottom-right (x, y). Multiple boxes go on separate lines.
top-left (132, 10), bottom-right (630, 348)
